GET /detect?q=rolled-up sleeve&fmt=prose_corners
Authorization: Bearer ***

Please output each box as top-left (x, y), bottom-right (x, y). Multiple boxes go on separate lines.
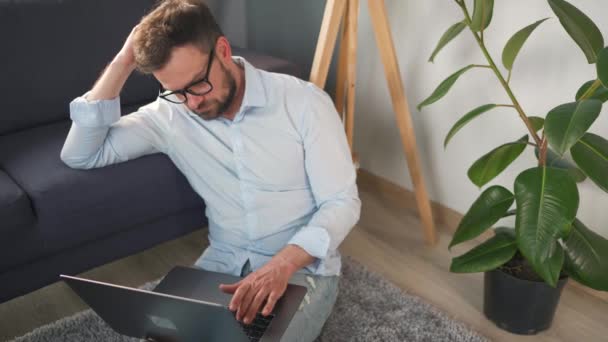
top-left (287, 84), bottom-right (361, 264)
top-left (69, 93), bottom-right (122, 127)
top-left (61, 93), bottom-right (170, 169)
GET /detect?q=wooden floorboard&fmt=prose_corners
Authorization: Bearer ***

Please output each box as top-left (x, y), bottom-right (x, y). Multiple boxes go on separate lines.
top-left (1, 169), bottom-right (606, 341)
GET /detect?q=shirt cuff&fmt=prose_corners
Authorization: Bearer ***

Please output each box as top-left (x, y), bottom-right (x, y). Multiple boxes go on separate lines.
top-left (69, 92), bottom-right (121, 127)
top-left (287, 226), bottom-right (331, 261)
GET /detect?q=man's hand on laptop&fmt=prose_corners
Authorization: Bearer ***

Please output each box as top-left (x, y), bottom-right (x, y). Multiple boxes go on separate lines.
top-left (219, 245), bottom-right (315, 325)
top-left (219, 257), bottom-right (291, 324)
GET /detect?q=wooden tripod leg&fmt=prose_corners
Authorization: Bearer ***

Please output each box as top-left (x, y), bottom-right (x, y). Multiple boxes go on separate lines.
top-left (335, 2), bottom-right (349, 120)
top-left (344, 0), bottom-right (359, 154)
top-left (367, 0), bottom-right (438, 245)
top-left (309, 0), bottom-right (347, 89)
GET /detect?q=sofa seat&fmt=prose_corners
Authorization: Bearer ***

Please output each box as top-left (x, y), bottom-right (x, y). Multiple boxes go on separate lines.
top-left (0, 169), bottom-right (35, 234)
top-left (0, 120), bottom-right (205, 272)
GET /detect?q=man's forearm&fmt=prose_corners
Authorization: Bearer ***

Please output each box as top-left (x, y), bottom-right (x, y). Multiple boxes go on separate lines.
top-left (88, 26), bottom-right (138, 101)
top-left (87, 56), bottom-right (135, 101)
top-left (270, 244), bottom-right (316, 276)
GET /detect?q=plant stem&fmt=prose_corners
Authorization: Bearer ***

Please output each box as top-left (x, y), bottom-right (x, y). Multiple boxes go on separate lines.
top-left (538, 137), bottom-right (548, 166)
top-left (578, 79), bottom-right (602, 100)
top-left (480, 0), bottom-right (485, 43)
top-left (496, 104), bottom-right (516, 108)
top-left (457, 1), bottom-right (543, 150)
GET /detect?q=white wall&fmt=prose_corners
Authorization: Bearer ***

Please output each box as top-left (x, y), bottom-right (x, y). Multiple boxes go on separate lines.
top-left (352, 0), bottom-right (608, 236)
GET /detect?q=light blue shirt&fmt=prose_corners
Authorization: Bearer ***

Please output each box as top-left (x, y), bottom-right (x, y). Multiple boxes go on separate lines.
top-left (61, 57), bottom-right (361, 277)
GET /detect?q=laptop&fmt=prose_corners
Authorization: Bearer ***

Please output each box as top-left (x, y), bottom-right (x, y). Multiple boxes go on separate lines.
top-left (61, 265), bottom-right (307, 342)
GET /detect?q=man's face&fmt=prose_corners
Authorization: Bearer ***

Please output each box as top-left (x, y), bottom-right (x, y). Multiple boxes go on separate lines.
top-left (153, 42), bottom-right (236, 120)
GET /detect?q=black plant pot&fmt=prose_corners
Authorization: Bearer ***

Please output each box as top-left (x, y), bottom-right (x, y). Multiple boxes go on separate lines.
top-left (483, 268), bottom-right (568, 335)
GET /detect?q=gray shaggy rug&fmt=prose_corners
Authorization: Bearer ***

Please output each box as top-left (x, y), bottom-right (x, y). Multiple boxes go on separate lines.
top-left (9, 258), bottom-right (488, 342)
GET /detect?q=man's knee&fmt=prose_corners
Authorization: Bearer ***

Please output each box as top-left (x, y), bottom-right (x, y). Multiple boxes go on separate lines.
top-left (281, 275), bottom-right (339, 342)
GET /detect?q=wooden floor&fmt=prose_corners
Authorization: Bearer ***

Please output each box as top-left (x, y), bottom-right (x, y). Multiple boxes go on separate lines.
top-left (1, 170), bottom-right (607, 341)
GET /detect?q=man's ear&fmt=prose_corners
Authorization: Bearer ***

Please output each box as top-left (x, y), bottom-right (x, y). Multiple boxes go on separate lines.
top-left (216, 36), bottom-right (232, 62)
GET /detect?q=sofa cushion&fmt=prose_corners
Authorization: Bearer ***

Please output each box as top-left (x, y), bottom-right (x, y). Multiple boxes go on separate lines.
top-left (0, 120), bottom-right (205, 271)
top-left (0, 169), bottom-right (35, 233)
top-left (0, 0), bottom-right (159, 136)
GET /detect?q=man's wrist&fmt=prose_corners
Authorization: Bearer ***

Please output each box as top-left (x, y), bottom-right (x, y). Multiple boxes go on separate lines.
top-left (272, 253), bottom-right (299, 276)
top-left (275, 244), bottom-right (315, 275)
top-left (111, 54), bottom-right (136, 73)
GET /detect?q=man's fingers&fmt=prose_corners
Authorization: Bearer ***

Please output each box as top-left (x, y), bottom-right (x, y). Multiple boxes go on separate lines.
top-left (230, 281), bottom-right (252, 314)
top-left (236, 284), bottom-right (257, 321)
top-left (244, 290), bottom-right (269, 324)
top-left (219, 280), bottom-right (242, 294)
top-left (262, 291), bottom-right (280, 316)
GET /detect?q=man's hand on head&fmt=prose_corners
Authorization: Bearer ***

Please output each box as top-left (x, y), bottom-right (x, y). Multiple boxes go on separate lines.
top-left (87, 25), bottom-right (139, 101)
top-left (219, 256), bottom-right (295, 324)
top-left (114, 25), bottom-right (139, 70)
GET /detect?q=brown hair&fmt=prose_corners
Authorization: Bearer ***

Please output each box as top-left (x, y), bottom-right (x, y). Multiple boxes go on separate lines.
top-left (133, 0), bottom-right (223, 73)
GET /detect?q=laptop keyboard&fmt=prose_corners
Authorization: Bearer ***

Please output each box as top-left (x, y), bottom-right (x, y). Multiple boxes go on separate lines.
top-left (236, 312), bottom-right (275, 342)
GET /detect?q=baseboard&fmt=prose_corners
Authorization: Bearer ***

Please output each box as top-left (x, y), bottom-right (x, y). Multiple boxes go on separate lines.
top-left (356, 168), bottom-right (608, 303)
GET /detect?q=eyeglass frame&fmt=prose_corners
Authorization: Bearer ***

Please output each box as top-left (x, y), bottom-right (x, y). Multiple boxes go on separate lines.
top-left (158, 47), bottom-right (216, 104)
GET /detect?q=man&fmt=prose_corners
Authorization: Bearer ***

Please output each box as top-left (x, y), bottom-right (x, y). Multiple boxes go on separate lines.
top-left (60, 0), bottom-right (360, 340)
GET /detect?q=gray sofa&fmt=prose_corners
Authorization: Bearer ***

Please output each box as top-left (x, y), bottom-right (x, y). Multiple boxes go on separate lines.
top-left (0, 0), bottom-right (303, 303)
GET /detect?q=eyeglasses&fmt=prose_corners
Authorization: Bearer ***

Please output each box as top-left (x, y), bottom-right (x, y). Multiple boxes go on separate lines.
top-left (158, 48), bottom-right (215, 104)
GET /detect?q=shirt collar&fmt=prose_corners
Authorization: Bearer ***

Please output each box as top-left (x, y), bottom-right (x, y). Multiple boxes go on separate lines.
top-left (234, 56), bottom-right (267, 110)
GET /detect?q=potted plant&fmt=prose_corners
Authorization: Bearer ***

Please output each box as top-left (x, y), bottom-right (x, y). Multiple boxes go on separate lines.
top-left (417, 0), bottom-right (608, 335)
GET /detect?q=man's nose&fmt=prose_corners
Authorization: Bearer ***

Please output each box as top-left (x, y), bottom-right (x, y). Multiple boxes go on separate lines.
top-left (187, 93), bottom-right (206, 109)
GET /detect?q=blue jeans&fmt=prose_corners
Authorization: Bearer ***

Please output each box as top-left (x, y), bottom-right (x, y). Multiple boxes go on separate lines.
top-left (240, 260), bottom-right (339, 342)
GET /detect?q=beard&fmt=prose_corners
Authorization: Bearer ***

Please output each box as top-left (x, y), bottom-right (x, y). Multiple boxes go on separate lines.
top-left (191, 64), bottom-right (237, 120)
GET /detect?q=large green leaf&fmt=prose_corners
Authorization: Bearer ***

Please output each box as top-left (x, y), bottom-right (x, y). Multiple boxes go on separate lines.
top-left (467, 135), bottom-right (528, 188)
top-left (502, 18), bottom-right (549, 70)
top-left (429, 21), bottom-right (467, 63)
top-left (450, 229), bottom-right (517, 273)
top-left (529, 116), bottom-right (545, 132)
top-left (548, 0), bottom-right (604, 64)
top-left (544, 100), bottom-right (602, 156)
top-left (538, 241), bottom-right (565, 287)
top-left (571, 133), bottom-right (608, 193)
top-left (417, 65), bottom-right (477, 110)
top-left (575, 80), bottom-right (608, 102)
top-left (598, 47), bottom-right (608, 87)
top-left (470, 0), bottom-right (494, 32)
top-left (514, 167), bottom-right (578, 284)
top-left (563, 219), bottom-right (608, 291)
top-left (449, 186), bottom-right (514, 249)
top-left (444, 104), bottom-right (497, 148)
top-left (534, 147), bottom-right (587, 182)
